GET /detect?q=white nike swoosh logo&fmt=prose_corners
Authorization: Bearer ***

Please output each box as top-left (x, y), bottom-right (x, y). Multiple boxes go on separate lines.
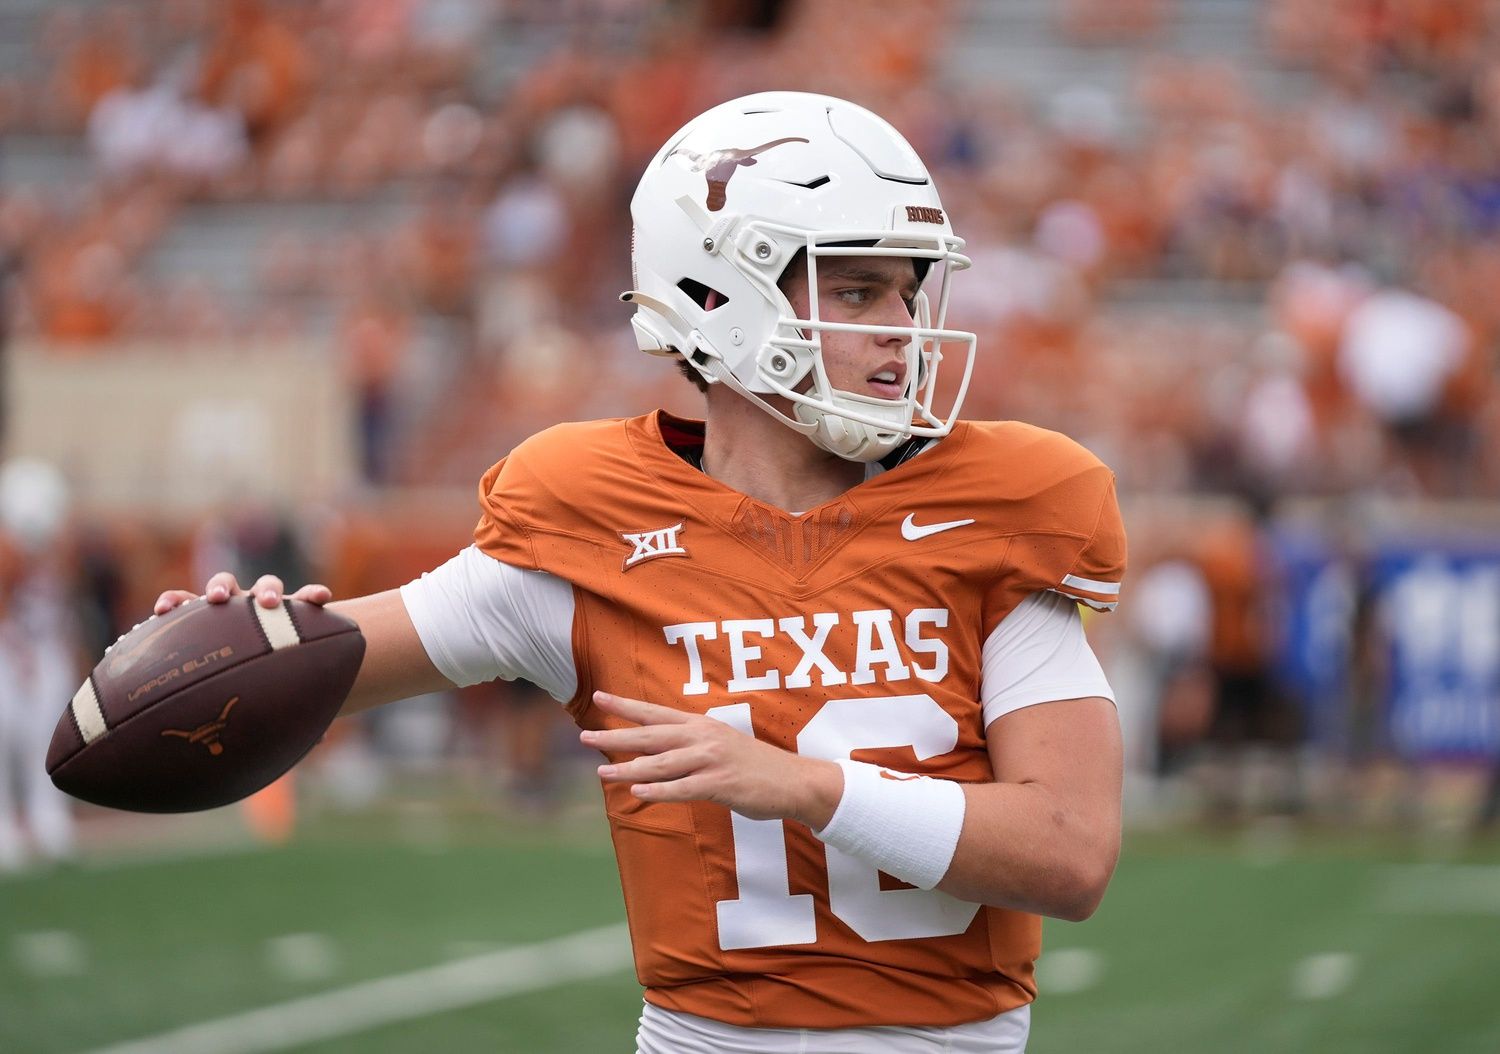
top-left (901, 514), bottom-right (976, 541)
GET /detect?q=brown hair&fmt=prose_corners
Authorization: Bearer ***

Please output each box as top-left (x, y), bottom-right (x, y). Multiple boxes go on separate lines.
top-left (676, 356), bottom-right (710, 393)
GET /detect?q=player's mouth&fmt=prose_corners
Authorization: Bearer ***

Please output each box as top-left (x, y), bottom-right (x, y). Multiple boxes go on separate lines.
top-left (866, 362), bottom-right (907, 400)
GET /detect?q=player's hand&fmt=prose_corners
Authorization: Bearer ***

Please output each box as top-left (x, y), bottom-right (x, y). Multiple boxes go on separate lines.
top-left (153, 573), bottom-right (333, 616)
top-left (581, 691), bottom-right (843, 827)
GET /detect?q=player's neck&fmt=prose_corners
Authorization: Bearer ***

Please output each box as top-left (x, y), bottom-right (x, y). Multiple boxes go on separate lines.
top-left (700, 390), bottom-right (863, 512)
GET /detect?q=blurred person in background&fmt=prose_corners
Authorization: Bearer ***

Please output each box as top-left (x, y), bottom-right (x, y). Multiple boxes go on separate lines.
top-left (477, 156), bottom-right (570, 375)
top-left (0, 458), bottom-right (80, 871)
top-left (190, 502), bottom-right (309, 601)
top-left (1344, 561), bottom-right (1400, 826)
top-left (1196, 508), bottom-right (1305, 819)
top-left (72, 524), bottom-right (127, 667)
top-left (30, 236), bottom-right (139, 347)
top-left (1336, 282), bottom-right (1475, 495)
top-left (0, 526), bottom-right (34, 871)
top-left (87, 58), bottom-right (249, 192)
top-left (337, 275), bottom-right (413, 485)
top-left (1126, 548), bottom-right (1214, 792)
top-left (155, 92), bottom-right (1126, 1053)
top-left (195, 0), bottom-right (309, 150)
top-left (460, 678), bottom-right (569, 816)
top-left (42, 4), bottom-right (142, 132)
top-left (496, 680), bottom-right (564, 813)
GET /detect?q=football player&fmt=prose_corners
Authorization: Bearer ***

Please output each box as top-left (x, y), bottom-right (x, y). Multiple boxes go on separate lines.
top-left (156, 92), bottom-right (1125, 1052)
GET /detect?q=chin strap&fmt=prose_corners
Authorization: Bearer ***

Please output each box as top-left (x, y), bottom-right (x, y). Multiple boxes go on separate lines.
top-left (793, 394), bottom-right (911, 463)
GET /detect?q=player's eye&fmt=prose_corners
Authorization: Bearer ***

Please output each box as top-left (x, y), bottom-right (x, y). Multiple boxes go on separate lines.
top-left (834, 287), bottom-right (870, 305)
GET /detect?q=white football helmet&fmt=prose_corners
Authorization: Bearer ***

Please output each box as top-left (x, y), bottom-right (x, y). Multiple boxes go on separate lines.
top-left (623, 92), bottom-right (976, 462)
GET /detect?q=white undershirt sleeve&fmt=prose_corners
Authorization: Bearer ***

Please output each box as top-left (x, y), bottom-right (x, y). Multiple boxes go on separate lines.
top-left (981, 591), bottom-right (1115, 727)
top-left (398, 545), bottom-right (578, 703)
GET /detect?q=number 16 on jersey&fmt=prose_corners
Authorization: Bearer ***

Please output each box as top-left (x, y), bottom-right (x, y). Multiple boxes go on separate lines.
top-left (709, 694), bottom-right (980, 950)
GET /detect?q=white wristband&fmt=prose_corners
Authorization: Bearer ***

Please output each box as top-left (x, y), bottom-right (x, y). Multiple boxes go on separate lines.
top-left (812, 759), bottom-right (967, 891)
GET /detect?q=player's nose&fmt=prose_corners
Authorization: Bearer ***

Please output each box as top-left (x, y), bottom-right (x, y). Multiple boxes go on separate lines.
top-left (873, 291), bottom-right (916, 340)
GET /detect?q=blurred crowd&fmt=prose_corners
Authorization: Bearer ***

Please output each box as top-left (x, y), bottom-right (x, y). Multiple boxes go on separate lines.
top-left (1, 0), bottom-right (1499, 858)
top-left (1, 0), bottom-right (1495, 494)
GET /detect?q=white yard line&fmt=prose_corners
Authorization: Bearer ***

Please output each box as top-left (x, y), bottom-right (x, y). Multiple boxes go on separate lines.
top-left (12, 930), bottom-right (90, 978)
top-left (1034, 947), bottom-right (1106, 995)
top-left (1289, 952), bottom-right (1358, 1001)
top-left (1371, 864), bottom-right (1500, 915)
top-left (81, 922), bottom-right (634, 1054)
top-left (76, 842), bottom-right (264, 873)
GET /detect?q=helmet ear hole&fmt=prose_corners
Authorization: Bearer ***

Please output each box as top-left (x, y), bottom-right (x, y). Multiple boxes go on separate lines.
top-left (677, 277), bottom-right (731, 311)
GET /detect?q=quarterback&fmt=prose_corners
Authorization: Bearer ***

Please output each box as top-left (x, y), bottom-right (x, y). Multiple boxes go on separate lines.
top-left (157, 93), bottom-right (1125, 1052)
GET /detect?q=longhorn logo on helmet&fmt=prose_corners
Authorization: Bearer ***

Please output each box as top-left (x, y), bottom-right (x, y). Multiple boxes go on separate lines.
top-left (669, 138), bottom-right (810, 211)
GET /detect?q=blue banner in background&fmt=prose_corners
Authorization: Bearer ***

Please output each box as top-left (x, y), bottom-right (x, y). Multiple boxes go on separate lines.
top-left (1367, 542), bottom-right (1500, 760)
top-left (1271, 531), bottom-right (1500, 760)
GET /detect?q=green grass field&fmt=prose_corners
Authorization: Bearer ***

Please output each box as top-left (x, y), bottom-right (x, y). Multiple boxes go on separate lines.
top-left (4, 808), bottom-right (1499, 1054)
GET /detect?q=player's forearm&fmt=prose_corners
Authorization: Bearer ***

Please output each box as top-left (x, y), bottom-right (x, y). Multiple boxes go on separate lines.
top-left (937, 780), bottom-right (1121, 921)
top-left (329, 590), bottom-right (454, 714)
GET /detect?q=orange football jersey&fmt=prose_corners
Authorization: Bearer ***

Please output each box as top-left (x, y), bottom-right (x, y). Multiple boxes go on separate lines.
top-left (472, 410), bottom-right (1126, 1030)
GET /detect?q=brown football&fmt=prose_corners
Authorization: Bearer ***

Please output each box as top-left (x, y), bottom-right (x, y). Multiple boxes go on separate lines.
top-left (47, 596), bottom-right (365, 813)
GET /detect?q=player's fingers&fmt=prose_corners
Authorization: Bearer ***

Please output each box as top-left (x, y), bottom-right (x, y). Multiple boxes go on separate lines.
top-left (204, 571), bottom-right (244, 603)
top-left (598, 747), bottom-right (699, 785)
top-left (153, 589), bottom-right (199, 615)
top-left (288, 583), bottom-right (333, 606)
top-left (630, 773), bottom-right (713, 804)
top-left (250, 574), bottom-right (287, 607)
top-left (581, 724), bottom-right (689, 755)
top-left (592, 690), bottom-right (691, 725)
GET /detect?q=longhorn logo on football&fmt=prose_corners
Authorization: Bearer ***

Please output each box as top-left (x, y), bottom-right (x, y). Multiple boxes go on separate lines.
top-left (161, 696), bottom-right (241, 756)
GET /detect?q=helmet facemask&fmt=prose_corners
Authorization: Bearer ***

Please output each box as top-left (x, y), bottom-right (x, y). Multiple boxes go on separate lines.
top-left (749, 234), bottom-right (975, 462)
